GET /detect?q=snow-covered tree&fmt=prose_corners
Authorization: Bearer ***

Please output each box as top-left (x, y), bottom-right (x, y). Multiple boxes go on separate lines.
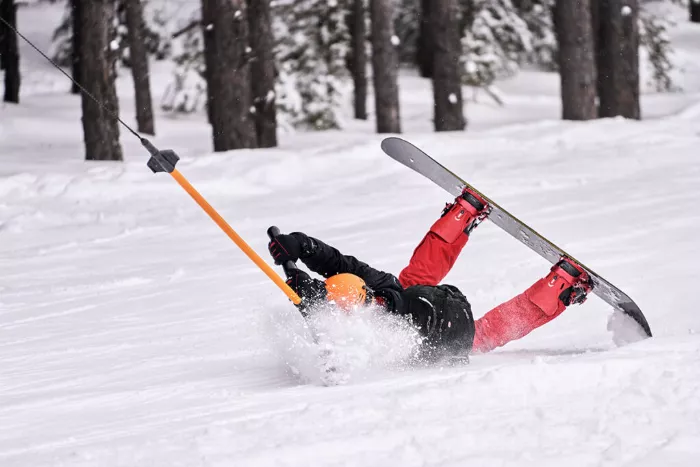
top-left (518, 0), bottom-right (557, 71)
top-left (275, 0), bottom-right (350, 130)
top-left (516, 0), bottom-right (679, 93)
top-left (164, 0), bottom-right (350, 131)
top-left (460, 0), bottom-right (533, 87)
top-left (48, 5), bottom-right (73, 67)
top-left (161, 9), bottom-right (206, 114)
top-left (639, 7), bottom-right (679, 92)
top-left (394, 0), bottom-right (420, 65)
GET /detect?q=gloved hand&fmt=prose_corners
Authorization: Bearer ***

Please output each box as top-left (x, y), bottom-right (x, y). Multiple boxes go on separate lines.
top-left (286, 269), bottom-right (327, 314)
top-left (268, 231), bottom-right (316, 265)
top-left (268, 233), bottom-right (302, 265)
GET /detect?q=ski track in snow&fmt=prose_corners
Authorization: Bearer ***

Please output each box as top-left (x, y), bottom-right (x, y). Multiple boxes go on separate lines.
top-left (2, 3), bottom-right (700, 466)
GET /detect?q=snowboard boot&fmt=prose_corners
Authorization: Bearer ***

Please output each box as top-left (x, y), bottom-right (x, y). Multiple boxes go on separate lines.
top-left (430, 186), bottom-right (490, 243)
top-left (527, 257), bottom-right (593, 317)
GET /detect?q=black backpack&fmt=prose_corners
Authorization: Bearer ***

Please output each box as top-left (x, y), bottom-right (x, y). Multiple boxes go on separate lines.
top-left (403, 284), bottom-right (475, 354)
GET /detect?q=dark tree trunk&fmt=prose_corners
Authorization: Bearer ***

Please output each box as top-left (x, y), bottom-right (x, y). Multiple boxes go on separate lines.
top-left (246, 0), bottom-right (277, 147)
top-left (79, 0), bottom-right (122, 161)
top-left (201, 0), bottom-right (257, 152)
top-left (203, 25), bottom-right (214, 126)
top-left (691, 1), bottom-right (700, 23)
top-left (124, 0), bottom-right (155, 135)
top-left (555, 0), bottom-right (597, 120)
top-left (70, 0), bottom-right (82, 94)
top-left (348, 0), bottom-right (367, 120)
top-left (1, 0), bottom-right (20, 103)
top-left (416, 0), bottom-right (433, 78)
top-left (594, 0), bottom-right (640, 119)
top-left (370, 0), bottom-right (401, 133)
top-left (431, 0), bottom-right (465, 131)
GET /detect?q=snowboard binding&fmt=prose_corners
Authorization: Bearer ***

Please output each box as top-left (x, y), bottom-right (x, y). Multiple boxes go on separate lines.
top-left (555, 258), bottom-right (593, 306)
top-left (461, 186), bottom-right (491, 234)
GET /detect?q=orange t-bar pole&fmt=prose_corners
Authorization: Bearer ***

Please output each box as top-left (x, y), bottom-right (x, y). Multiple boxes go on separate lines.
top-left (142, 140), bottom-right (301, 306)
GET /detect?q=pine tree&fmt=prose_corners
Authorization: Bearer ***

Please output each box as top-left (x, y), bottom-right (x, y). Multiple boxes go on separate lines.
top-left (201, 0), bottom-right (257, 151)
top-left (275, 0), bottom-right (350, 130)
top-left (519, 0), bottom-right (557, 71)
top-left (79, 0), bottom-right (123, 161)
top-left (0, 0), bottom-right (20, 103)
top-left (162, 9), bottom-right (206, 114)
top-left (594, 0), bottom-right (640, 119)
top-left (639, 10), bottom-right (677, 92)
top-left (432, 0), bottom-right (465, 131)
top-left (394, 0), bottom-right (420, 65)
top-left (164, 1), bottom-right (351, 131)
top-left (461, 0), bottom-right (533, 88)
top-left (555, 0), bottom-right (597, 120)
top-left (370, 0), bottom-right (401, 133)
top-left (124, 0), bottom-right (155, 135)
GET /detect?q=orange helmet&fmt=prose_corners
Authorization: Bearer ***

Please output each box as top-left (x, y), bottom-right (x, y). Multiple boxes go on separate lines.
top-left (325, 273), bottom-right (370, 311)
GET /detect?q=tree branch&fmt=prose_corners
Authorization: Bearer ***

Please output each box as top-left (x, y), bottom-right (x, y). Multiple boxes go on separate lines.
top-left (171, 19), bottom-right (201, 39)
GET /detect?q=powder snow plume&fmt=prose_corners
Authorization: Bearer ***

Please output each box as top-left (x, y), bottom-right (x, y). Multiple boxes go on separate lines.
top-left (263, 304), bottom-right (424, 386)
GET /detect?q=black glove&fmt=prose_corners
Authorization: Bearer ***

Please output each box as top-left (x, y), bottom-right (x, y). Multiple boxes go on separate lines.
top-left (286, 269), bottom-right (327, 314)
top-left (268, 232), bottom-right (315, 265)
top-left (268, 233), bottom-right (302, 265)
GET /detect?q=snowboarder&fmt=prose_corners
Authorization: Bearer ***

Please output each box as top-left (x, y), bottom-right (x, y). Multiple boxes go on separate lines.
top-left (268, 187), bottom-right (593, 355)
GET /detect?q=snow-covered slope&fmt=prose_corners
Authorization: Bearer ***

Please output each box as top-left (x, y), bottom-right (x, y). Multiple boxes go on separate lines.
top-left (2, 3), bottom-right (700, 467)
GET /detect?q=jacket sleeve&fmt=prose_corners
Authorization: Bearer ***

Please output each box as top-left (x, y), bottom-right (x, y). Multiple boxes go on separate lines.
top-left (299, 236), bottom-right (403, 294)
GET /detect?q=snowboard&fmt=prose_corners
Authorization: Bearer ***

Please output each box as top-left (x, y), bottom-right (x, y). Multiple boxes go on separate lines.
top-left (381, 137), bottom-right (652, 340)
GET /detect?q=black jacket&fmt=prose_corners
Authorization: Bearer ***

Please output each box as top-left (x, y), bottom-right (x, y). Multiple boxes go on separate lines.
top-left (292, 234), bottom-right (475, 354)
top-left (298, 236), bottom-right (406, 314)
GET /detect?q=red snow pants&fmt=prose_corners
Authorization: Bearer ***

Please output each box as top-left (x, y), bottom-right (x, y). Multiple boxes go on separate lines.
top-left (398, 203), bottom-right (568, 353)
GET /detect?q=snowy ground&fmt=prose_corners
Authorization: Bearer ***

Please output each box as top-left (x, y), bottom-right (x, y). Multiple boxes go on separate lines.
top-left (2, 3), bottom-right (700, 467)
